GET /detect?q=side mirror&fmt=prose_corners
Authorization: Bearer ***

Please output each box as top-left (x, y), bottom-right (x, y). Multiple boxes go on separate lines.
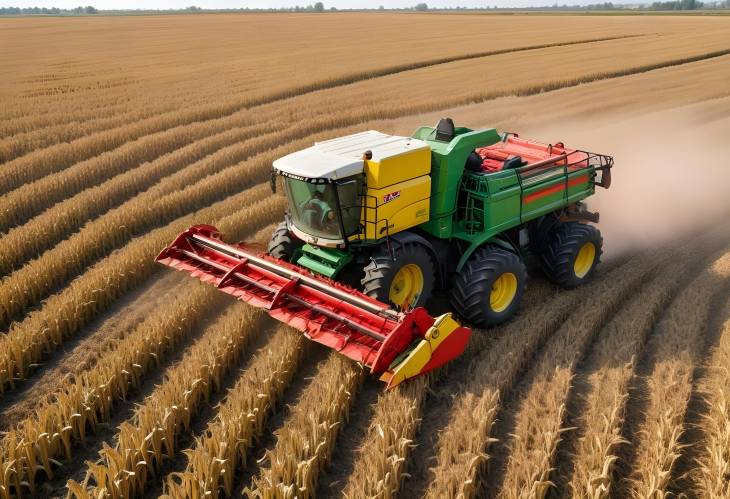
top-left (270, 168), bottom-right (277, 194)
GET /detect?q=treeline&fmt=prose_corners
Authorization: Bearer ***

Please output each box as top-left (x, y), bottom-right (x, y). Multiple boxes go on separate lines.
top-left (0, 5), bottom-right (96, 14)
top-left (2, 0), bottom-right (729, 16)
top-left (650, 0), bottom-right (704, 9)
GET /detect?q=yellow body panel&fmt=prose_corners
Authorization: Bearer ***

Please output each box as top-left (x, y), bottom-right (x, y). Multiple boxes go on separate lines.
top-left (365, 147), bottom-right (431, 189)
top-left (353, 175), bottom-right (431, 241)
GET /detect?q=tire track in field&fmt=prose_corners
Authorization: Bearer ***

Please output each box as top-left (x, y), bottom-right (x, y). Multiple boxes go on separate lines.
top-left (0, 34), bottom-right (640, 195)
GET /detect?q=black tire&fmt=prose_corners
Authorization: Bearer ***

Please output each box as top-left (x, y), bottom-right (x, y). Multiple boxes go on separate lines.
top-left (451, 246), bottom-right (527, 328)
top-left (267, 222), bottom-right (301, 262)
top-left (361, 243), bottom-right (435, 310)
top-left (540, 222), bottom-right (603, 289)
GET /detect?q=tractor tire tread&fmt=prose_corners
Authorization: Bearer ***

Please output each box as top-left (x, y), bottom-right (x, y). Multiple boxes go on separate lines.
top-left (267, 222), bottom-right (300, 262)
top-left (540, 222), bottom-right (602, 289)
top-left (451, 246), bottom-right (527, 328)
top-left (361, 243), bottom-right (434, 309)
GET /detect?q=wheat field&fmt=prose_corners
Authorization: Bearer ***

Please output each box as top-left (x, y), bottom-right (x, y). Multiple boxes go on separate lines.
top-left (1, 12), bottom-right (730, 499)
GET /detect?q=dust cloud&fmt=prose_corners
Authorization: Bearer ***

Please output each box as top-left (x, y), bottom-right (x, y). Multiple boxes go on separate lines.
top-left (528, 99), bottom-right (730, 256)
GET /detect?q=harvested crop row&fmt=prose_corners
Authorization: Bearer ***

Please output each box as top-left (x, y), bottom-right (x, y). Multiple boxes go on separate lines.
top-left (0, 87), bottom-right (209, 139)
top-left (0, 121), bottom-right (285, 277)
top-left (0, 80), bottom-right (363, 234)
top-left (242, 39), bottom-right (730, 144)
top-left (0, 94), bottom-right (269, 198)
top-left (250, 353), bottom-right (362, 498)
top-left (0, 177), bottom-right (270, 331)
top-left (627, 252), bottom-right (730, 498)
top-left (422, 256), bottom-right (648, 499)
top-left (67, 304), bottom-right (268, 498)
top-left (0, 100), bottom-right (184, 164)
top-left (493, 253), bottom-right (667, 498)
top-left (689, 297), bottom-right (730, 497)
top-left (0, 78), bottom-right (229, 160)
top-left (0, 279), bottom-right (225, 498)
top-left (0, 106), bottom-right (279, 230)
top-left (164, 327), bottom-right (307, 498)
top-left (0, 112), bottom-right (368, 280)
top-left (0, 99), bottom-right (133, 137)
top-left (563, 239), bottom-right (723, 498)
top-left (0, 192), bottom-right (285, 395)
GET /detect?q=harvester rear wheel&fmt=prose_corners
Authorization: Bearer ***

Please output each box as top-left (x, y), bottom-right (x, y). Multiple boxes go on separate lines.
top-left (540, 221), bottom-right (602, 289)
top-left (451, 246), bottom-right (527, 328)
top-left (361, 244), bottom-right (434, 310)
top-left (267, 222), bottom-right (301, 262)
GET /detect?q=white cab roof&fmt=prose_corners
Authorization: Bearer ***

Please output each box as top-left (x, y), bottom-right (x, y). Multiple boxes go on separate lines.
top-left (273, 130), bottom-right (430, 181)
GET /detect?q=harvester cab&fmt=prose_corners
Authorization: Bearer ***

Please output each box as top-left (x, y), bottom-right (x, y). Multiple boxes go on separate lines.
top-left (156, 118), bottom-right (612, 389)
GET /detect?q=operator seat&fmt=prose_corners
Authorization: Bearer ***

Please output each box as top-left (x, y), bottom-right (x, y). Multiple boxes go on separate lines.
top-left (435, 118), bottom-right (455, 142)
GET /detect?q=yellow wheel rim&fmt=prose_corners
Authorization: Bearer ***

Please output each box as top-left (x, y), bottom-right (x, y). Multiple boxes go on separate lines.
top-left (574, 242), bottom-right (596, 278)
top-left (490, 272), bottom-right (518, 313)
top-left (389, 264), bottom-right (424, 309)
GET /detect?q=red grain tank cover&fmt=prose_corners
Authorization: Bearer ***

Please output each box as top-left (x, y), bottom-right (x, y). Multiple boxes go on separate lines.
top-left (475, 135), bottom-right (589, 173)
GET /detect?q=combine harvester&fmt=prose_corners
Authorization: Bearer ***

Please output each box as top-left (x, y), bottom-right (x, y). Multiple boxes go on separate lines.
top-left (157, 118), bottom-right (612, 388)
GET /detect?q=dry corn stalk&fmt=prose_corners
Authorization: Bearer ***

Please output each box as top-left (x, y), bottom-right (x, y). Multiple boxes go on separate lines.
top-left (566, 240), bottom-right (722, 498)
top-left (249, 353), bottom-right (362, 498)
top-left (0, 193), bottom-right (284, 395)
top-left (164, 327), bottom-right (306, 498)
top-left (423, 254), bottom-right (655, 499)
top-left (67, 305), bottom-right (266, 498)
top-left (628, 253), bottom-right (730, 498)
top-left (0, 119), bottom-right (277, 276)
top-left (495, 252), bottom-right (661, 499)
top-left (0, 197), bottom-right (284, 496)
top-left (690, 298), bottom-right (730, 497)
top-left (0, 165), bottom-right (274, 328)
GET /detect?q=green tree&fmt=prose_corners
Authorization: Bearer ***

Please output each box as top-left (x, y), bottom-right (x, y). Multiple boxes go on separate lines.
top-left (313, 1), bottom-right (324, 11)
top-left (415, 2), bottom-right (428, 10)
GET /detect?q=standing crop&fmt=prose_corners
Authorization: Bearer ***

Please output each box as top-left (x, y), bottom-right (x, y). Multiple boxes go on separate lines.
top-left (628, 252), bottom-right (730, 497)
